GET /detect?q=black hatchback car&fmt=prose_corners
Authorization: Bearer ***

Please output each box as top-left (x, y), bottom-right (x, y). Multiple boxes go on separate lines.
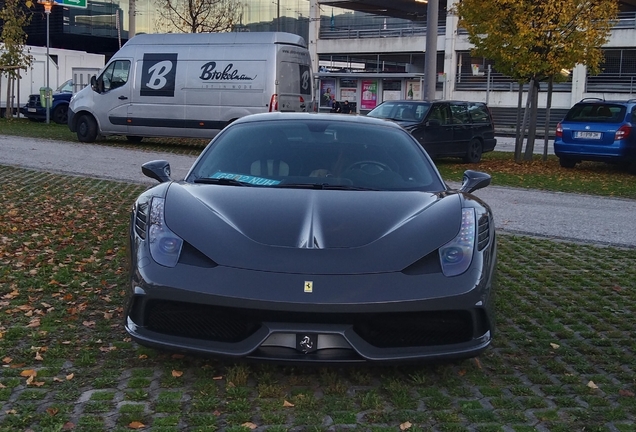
top-left (367, 100), bottom-right (497, 163)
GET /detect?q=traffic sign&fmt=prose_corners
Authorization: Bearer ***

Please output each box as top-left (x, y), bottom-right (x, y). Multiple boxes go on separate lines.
top-left (54, 0), bottom-right (87, 8)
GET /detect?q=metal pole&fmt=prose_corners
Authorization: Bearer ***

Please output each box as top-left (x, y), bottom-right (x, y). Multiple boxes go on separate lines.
top-left (424, 0), bottom-right (439, 100)
top-left (45, 1), bottom-right (51, 124)
top-left (277, 0), bottom-right (280, 32)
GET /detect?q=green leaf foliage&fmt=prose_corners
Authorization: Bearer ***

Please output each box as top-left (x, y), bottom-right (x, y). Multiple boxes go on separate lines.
top-left (0, 0), bottom-right (34, 78)
top-left (453, 0), bottom-right (618, 81)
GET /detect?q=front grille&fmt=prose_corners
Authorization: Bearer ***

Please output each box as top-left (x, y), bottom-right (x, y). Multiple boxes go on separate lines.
top-left (353, 311), bottom-right (473, 348)
top-left (27, 95), bottom-right (40, 108)
top-left (145, 300), bottom-right (261, 343)
top-left (143, 300), bottom-right (473, 348)
top-left (134, 202), bottom-right (148, 239)
top-left (477, 214), bottom-right (490, 251)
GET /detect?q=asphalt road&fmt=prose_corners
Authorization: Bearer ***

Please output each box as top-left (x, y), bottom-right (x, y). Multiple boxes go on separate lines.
top-left (1, 133), bottom-right (635, 248)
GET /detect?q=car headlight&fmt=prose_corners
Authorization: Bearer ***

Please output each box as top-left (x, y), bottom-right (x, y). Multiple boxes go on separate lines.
top-left (148, 197), bottom-right (183, 267)
top-left (439, 208), bottom-right (475, 277)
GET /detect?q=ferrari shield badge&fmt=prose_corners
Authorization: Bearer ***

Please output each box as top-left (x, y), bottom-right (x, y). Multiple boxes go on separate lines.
top-left (304, 281), bottom-right (313, 293)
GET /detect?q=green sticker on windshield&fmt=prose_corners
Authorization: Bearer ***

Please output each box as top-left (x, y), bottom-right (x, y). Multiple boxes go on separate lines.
top-left (211, 172), bottom-right (281, 186)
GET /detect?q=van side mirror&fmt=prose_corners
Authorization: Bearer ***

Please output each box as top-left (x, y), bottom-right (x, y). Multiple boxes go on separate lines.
top-left (90, 75), bottom-right (98, 91)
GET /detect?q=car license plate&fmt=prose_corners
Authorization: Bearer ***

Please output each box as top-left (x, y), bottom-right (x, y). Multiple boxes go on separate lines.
top-left (27, 108), bottom-right (37, 113)
top-left (574, 131), bottom-right (602, 139)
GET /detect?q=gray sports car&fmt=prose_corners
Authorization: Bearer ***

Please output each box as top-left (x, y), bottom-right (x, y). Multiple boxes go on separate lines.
top-left (126, 112), bottom-right (497, 363)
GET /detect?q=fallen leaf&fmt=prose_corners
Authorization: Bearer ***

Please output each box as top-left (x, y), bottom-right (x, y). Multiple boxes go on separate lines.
top-left (138, 354), bottom-right (148, 359)
top-left (35, 352), bottom-right (43, 361)
top-left (2, 357), bottom-right (11, 364)
top-left (213, 410), bottom-right (221, 416)
top-left (66, 373), bottom-right (74, 380)
top-left (283, 400), bottom-right (295, 407)
top-left (172, 370), bottom-right (183, 377)
top-left (32, 381), bottom-right (45, 387)
top-left (26, 318), bottom-right (41, 328)
top-left (473, 357), bottom-right (482, 369)
top-left (458, 369), bottom-right (466, 376)
top-left (5, 409), bottom-right (17, 414)
top-left (242, 422), bottom-right (257, 430)
top-left (82, 321), bottom-right (95, 328)
top-left (619, 389), bottom-right (635, 397)
top-left (550, 343), bottom-right (560, 349)
top-left (46, 407), bottom-right (59, 416)
top-left (400, 421), bottom-right (412, 430)
top-left (20, 369), bottom-right (37, 377)
top-left (53, 377), bottom-right (63, 382)
top-left (587, 381), bottom-right (599, 389)
top-left (212, 376), bottom-right (223, 380)
top-left (0, 383), bottom-right (5, 389)
top-left (128, 421), bottom-right (145, 429)
top-left (62, 422), bottom-right (75, 430)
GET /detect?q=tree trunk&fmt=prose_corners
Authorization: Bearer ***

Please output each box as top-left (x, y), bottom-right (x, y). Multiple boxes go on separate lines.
top-left (514, 82), bottom-right (524, 162)
top-left (517, 79), bottom-right (533, 163)
top-left (5, 76), bottom-right (11, 119)
top-left (543, 76), bottom-right (554, 161)
top-left (523, 79), bottom-right (540, 161)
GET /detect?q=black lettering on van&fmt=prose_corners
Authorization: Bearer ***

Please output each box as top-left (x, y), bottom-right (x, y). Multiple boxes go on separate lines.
top-left (141, 53), bottom-right (178, 97)
top-left (199, 62), bottom-right (257, 81)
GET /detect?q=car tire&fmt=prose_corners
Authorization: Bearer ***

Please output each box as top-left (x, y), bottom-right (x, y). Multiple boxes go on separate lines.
top-left (52, 104), bottom-right (69, 125)
top-left (559, 157), bottom-right (577, 168)
top-left (77, 114), bottom-right (98, 143)
top-left (126, 136), bottom-right (144, 143)
top-left (463, 139), bottom-right (483, 163)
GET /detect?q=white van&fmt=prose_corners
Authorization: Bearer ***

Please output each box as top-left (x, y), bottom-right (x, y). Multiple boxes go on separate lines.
top-left (68, 32), bottom-right (313, 142)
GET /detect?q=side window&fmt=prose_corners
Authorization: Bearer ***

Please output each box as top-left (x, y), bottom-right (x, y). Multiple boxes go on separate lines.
top-left (428, 104), bottom-right (451, 125)
top-left (100, 60), bottom-right (131, 92)
top-left (468, 103), bottom-right (490, 123)
top-left (450, 104), bottom-right (470, 124)
top-left (632, 107), bottom-right (636, 123)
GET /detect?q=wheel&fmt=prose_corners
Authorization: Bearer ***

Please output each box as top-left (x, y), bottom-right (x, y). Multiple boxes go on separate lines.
top-left (52, 104), bottom-right (69, 125)
top-left (559, 157), bottom-right (577, 168)
top-left (126, 136), bottom-right (144, 143)
top-left (76, 114), bottom-right (98, 143)
top-left (463, 139), bottom-right (483, 163)
top-left (346, 160), bottom-right (392, 175)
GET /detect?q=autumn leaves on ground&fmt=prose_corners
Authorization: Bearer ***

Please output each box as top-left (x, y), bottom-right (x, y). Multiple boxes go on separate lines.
top-left (1, 165), bottom-right (636, 431)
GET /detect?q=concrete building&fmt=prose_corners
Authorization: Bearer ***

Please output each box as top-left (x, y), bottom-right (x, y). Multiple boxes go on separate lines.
top-left (5, 0), bottom-right (636, 121)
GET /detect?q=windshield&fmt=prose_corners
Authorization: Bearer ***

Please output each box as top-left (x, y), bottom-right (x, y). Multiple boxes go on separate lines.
top-left (565, 103), bottom-right (626, 123)
top-left (188, 119), bottom-right (444, 192)
top-left (55, 79), bottom-right (73, 93)
top-left (367, 102), bottom-right (431, 122)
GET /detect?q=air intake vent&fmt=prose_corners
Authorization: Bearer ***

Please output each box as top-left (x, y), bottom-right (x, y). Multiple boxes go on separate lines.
top-left (477, 214), bottom-right (489, 251)
top-left (134, 202), bottom-right (148, 239)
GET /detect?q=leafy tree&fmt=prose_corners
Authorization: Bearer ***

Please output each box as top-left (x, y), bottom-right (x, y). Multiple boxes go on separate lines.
top-left (454, 0), bottom-right (618, 161)
top-left (155, 0), bottom-right (241, 33)
top-left (0, 0), bottom-right (33, 118)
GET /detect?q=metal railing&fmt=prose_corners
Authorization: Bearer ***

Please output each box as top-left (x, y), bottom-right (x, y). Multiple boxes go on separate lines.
top-left (586, 74), bottom-right (636, 94)
top-left (320, 12), bottom-right (636, 40)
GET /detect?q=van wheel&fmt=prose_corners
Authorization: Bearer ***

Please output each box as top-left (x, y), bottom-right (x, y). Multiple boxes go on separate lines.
top-left (52, 104), bottom-right (69, 124)
top-left (559, 157), bottom-right (577, 168)
top-left (126, 136), bottom-right (143, 143)
top-left (463, 139), bottom-right (483, 163)
top-left (77, 114), bottom-right (98, 143)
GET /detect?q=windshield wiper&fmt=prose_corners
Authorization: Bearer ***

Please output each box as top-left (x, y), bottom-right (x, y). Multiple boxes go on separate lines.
top-left (275, 183), bottom-right (379, 191)
top-left (193, 177), bottom-right (254, 186)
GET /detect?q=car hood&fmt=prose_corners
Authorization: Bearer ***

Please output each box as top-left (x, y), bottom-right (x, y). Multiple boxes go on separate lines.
top-left (163, 183), bottom-right (462, 274)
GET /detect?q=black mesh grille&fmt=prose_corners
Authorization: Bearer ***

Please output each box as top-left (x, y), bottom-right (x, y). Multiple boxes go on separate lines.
top-left (143, 300), bottom-right (473, 348)
top-left (145, 300), bottom-right (261, 343)
top-left (353, 311), bottom-right (473, 348)
top-left (134, 202), bottom-right (148, 239)
top-left (477, 214), bottom-right (490, 251)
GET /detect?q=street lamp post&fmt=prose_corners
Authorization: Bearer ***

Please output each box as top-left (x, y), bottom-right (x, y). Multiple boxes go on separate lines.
top-left (43, 0), bottom-right (52, 124)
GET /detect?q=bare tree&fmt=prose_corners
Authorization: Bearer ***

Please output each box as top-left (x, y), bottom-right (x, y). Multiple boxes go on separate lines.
top-left (156, 0), bottom-right (241, 33)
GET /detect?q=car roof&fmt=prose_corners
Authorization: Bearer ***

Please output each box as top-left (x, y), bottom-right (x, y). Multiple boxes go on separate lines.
top-left (231, 112), bottom-right (408, 130)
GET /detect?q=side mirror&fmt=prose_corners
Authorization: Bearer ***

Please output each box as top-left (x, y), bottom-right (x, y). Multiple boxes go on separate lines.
top-left (90, 75), bottom-right (98, 91)
top-left (142, 160), bottom-right (172, 183)
top-left (459, 170), bottom-right (491, 193)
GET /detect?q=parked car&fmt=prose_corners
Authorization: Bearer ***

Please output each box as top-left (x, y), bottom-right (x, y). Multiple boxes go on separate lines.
top-left (554, 98), bottom-right (636, 173)
top-left (125, 112), bottom-right (497, 363)
top-left (367, 100), bottom-right (497, 163)
top-left (22, 79), bottom-right (74, 124)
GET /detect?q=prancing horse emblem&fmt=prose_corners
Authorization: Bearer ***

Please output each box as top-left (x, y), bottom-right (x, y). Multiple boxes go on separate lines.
top-left (304, 281), bottom-right (313, 293)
